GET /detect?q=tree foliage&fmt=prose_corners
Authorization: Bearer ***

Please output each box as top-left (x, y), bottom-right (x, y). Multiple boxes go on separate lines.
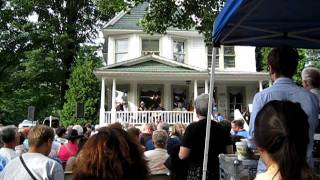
top-left (97, 0), bottom-right (223, 44)
top-left (61, 47), bottom-right (102, 127)
top-left (0, 0), bottom-right (115, 124)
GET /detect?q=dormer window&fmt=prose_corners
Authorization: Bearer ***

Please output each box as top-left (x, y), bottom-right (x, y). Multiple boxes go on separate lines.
top-left (142, 39), bottom-right (159, 56)
top-left (115, 38), bottom-right (128, 62)
top-left (173, 40), bottom-right (185, 63)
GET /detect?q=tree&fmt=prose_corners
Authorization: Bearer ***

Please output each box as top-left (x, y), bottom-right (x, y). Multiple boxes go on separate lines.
top-left (61, 47), bottom-right (102, 126)
top-left (0, 0), bottom-right (116, 124)
top-left (97, 0), bottom-right (223, 44)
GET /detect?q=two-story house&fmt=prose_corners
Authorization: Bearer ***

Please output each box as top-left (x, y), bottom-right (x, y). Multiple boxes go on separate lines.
top-left (94, 3), bottom-right (269, 125)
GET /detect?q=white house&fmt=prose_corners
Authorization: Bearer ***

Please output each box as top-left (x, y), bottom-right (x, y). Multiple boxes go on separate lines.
top-left (94, 3), bottom-right (270, 126)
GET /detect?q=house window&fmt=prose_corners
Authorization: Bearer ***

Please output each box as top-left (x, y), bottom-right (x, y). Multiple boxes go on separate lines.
top-left (173, 40), bottom-right (185, 63)
top-left (223, 46), bottom-right (235, 68)
top-left (115, 38), bottom-right (128, 62)
top-left (208, 47), bottom-right (220, 68)
top-left (142, 39), bottom-right (159, 55)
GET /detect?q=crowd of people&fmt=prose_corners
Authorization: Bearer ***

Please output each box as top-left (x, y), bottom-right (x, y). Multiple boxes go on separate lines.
top-left (0, 47), bottom-right (319, 180)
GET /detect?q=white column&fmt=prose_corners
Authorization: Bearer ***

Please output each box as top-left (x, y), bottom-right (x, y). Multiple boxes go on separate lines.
top-left (111, 79), bottom-right (117, 123)
top-left (269, 80), bottom-right (272, 87)
top-left (259, 80), bottom-right (263, 92)
top-left (194, 80), bottom-right (198, 100)
top-left (164, 82), bottom-right (171, 110)
top-left (205, 80), bottom-right (209, 94)
top-left (99, 78), bottom-right (106, 125)
top-left (193, 80), bottom-right (198, 121)
top-left (129, 82), bottom-right (138, 111)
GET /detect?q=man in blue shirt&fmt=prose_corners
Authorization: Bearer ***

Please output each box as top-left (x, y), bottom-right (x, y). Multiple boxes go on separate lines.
top-left (249, 47), bottom-right (319, 173)
top-left (231, 119), bottom-right (249, 138)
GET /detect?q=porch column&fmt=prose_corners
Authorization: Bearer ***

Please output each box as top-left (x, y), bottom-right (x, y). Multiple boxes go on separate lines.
top-left (205, 80), bottom-right (209, 94)
top-left (129, 82), bottom-right (138, 111)
top-left (194, 80), bottom-right (198, 121)
top-left (164, 82), bottom-right (171, 110)
top-left (194, 80), bottom-right (198, 100)
top-left (111, 79), bottom-right (117, 123)
top-left (259, 80), bottom-right (263, 92)
top-left (99, 78), bottom-right (106, 125)
top-left (269, 80), bottom-right (272, 87)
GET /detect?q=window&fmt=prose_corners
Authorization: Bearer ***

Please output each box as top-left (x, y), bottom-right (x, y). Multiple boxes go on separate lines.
top-left (173, 40), bottom-right (185, 63)
top-left (208, 47), bottom-right (220, 68)
top-left (223, 46), bottom-right (235, 68)
top-left (115, 39), bottom-right (128, 62)
top-left (142, 39), bottom-right (159, 55)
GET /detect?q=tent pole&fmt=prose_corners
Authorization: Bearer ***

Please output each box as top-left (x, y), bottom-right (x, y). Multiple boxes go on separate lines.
top-left (202, 46), bottom-right (217, 180)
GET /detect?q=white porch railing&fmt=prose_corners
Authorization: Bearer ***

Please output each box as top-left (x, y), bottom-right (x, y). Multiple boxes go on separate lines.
top-left (104, 111), bottom-right (194, 125)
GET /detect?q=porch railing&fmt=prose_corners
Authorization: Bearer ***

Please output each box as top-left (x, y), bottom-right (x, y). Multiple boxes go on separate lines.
top-left (104, 111), bottom-right (194, 125)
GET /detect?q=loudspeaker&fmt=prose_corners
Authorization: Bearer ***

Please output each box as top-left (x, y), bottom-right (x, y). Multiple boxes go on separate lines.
top-left (75, 102), bottom-right (84, 118)
top-left (28, 106), bottom-right (35, 121)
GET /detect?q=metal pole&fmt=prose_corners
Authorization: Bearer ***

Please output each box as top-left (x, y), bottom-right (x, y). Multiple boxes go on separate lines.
top-left (202, 47), bottom-right (217, 180)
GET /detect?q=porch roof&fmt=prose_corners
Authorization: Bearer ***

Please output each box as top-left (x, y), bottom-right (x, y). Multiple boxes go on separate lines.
top-left (94, 54), bottom-right (269, 81)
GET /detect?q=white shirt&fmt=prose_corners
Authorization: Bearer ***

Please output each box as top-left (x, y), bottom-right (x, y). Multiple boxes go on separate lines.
top-left (144, 148), bottom-right (169, 175)
top-left (0, 147), bottom-right (18, 164)
top-left (0, 152), bottom-right (64, 180)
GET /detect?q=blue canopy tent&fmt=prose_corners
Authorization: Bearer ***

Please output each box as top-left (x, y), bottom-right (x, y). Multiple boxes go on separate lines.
top-left (213, 0), bottom-right (320, 48)
top-left (201, 0), bottom-right (320, 179)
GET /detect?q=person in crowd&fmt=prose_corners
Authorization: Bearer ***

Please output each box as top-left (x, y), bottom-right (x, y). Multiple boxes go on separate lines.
top-left (55, 127), bottom-right (67, 145)
top-left (116, 102), bottom-right (124, 111)
top-left (65, 135), bottom-right (87, 171)
top-left (164, 123), bottom-right (188, 180)
top-left (179, 93), bottom-right (232, 179)
top-left (302, 66), bottom-right (320, 103)
top-left (15, 131), bottom-right (28, 155)
top-left (0, 126), bottom-right (19, 167)
top-left (139, 123), bottom-right (155, 151)
top-left (128, 127), bottom-right (141, 142)
top-left (144, 130), bottom-right (169, 175)
top-left (58, 129), bottom-right (82, 168)
top-left (138, 101), bottom-right (147, 111)
top-left (158, 122), bottom-right (181, 153)
top-left (254, 100), bottom-right (319, 180)
top-left (0, 125), bottom-right (64, 180)
top-left (173, 102), bottom-right (187, 111)
top-left (72, 124), bottom-right (83, 136)
top-left (231, 119), bottom-right (249, 138)
top-left (72, 126), bottom-right (149, 180)
top-left (215, 113), bottom-right (225, 122)
top-left (249, 47), bottom-right (319, 173)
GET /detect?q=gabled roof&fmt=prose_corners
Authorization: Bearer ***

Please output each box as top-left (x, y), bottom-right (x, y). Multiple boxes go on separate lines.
top-left (105, 2), bottom-right (148, 30)
top-left (95, 54), bottom-right (207, 73)
top-left (104, 2), bottom-right (196, 32)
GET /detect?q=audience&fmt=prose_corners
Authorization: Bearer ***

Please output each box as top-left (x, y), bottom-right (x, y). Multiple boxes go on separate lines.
top-left (0, 125), bottom-right (64, 179)
top-left (144, 130), bottom-right (169, 175)
top-left (72, 126), bottom-right (149, 180)
top-left (254, 100), bottom-right (318, 180)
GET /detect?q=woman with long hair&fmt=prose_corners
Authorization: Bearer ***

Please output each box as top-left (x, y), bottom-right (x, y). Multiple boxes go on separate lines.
top-left (72, 125), bottom-right (149, 180)
top-left (254, 100), bottom-right (319, 180)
